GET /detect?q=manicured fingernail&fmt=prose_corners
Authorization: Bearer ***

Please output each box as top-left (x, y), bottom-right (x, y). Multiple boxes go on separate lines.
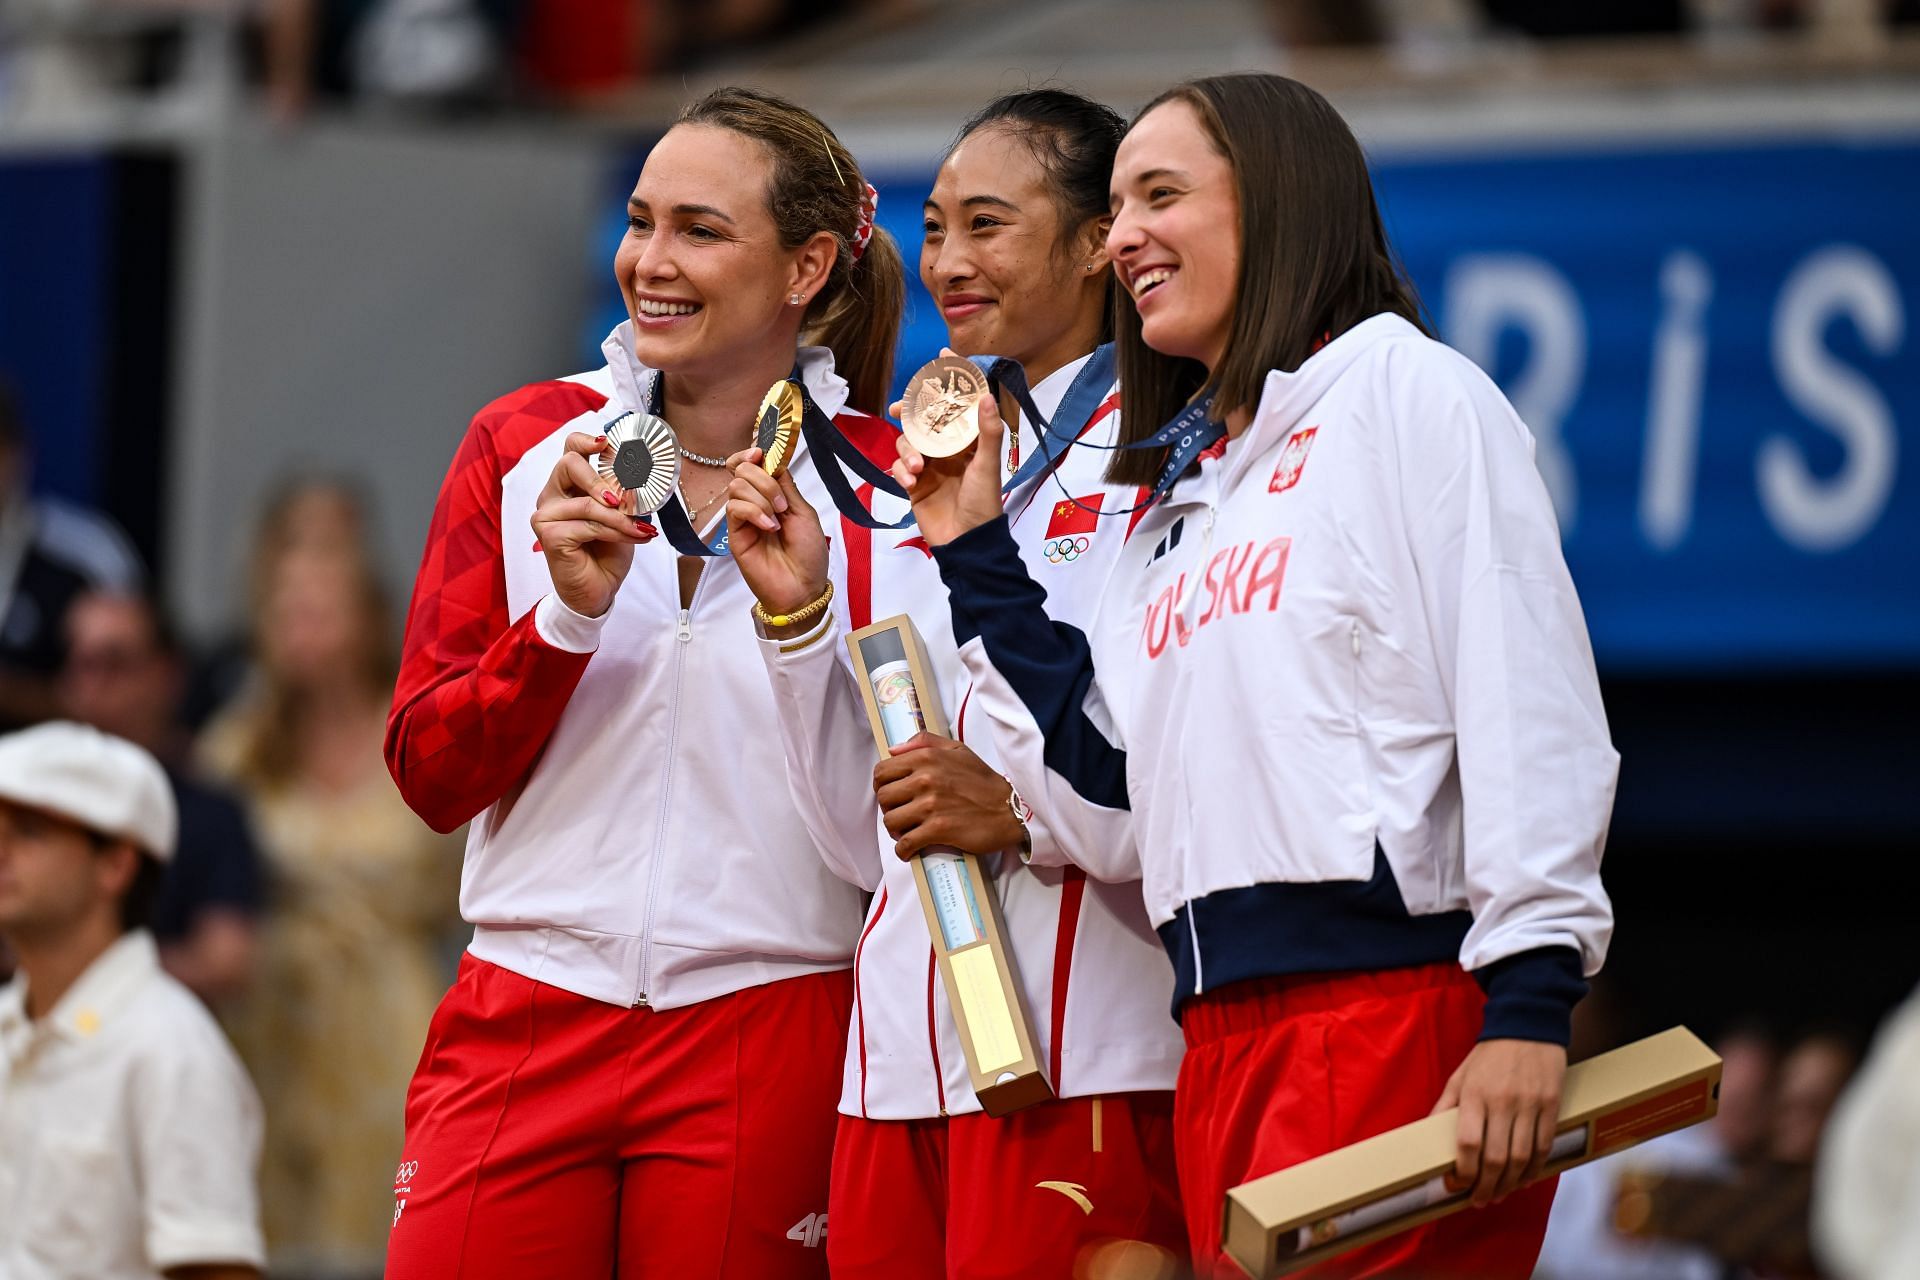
top-left (602, 490), bottom-right (619, 506)
top-left (594, 434), bottom-right (606, 443)
top-left (773, 495), bottom-right (789, 513)
top-left (760, 515), bottom-right (780, 532)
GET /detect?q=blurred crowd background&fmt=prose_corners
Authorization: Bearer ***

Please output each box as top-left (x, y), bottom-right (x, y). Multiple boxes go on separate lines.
top-left (2, 0), bottom-right (1916, 1277)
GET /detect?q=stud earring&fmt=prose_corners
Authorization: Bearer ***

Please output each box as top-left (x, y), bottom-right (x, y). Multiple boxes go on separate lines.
top-left (790, 293), bottom-right (805, 305)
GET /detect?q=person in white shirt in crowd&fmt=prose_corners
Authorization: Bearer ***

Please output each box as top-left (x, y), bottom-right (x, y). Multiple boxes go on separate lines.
top-left (726, 89), bottom-right (1187, 1277)
top-left (1816, 985), bottom-right (1920, 1280)
top-left (0, 719), bottom-right (264, 1280)
top-left (892, 72), bottom-right (1617, 1278)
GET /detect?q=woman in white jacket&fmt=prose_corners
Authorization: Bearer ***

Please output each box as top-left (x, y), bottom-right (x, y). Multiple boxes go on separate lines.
top-left (382, 87), bottom-right (903, 1279)
top-left (726, 90), bottom-right (1187, 1277)
top-left (892, 73), bottom-right (1619, 1278)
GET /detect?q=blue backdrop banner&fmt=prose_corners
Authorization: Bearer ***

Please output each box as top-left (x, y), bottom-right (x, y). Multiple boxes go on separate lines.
top-left (593, 134), bottom-right (1916, 671)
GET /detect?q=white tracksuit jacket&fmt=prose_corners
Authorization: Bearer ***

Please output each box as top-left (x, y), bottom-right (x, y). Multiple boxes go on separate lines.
top-left (386, 325), bottom-right (872, 1011)
top-left (757, 354), bottom-right (1185, 1119)
top-left (931, 315), bottom-right (1618, 1045)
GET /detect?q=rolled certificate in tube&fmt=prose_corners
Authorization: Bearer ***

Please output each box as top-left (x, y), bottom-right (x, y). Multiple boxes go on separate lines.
top-left (848, 616), bottom-right (1054, 1116)
top-left (1287, 1128), bottom-right (1590, 1256)
top-left (863, 649), bottom-right (987, 951)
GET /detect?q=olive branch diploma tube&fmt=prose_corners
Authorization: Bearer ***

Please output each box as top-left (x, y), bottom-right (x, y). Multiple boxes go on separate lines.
top-left (847, 615), bottom-right (1055, 1117)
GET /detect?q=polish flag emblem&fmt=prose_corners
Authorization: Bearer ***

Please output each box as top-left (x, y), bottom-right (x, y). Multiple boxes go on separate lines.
top-left (1269, 427), bottom-right (1319, 495)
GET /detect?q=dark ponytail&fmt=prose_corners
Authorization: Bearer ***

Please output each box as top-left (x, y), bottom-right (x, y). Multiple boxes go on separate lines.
top-left (678, 86), bottom-right (906, 413)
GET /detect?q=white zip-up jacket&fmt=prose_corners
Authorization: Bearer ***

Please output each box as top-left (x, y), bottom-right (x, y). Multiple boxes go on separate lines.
top-left (757, 354), bottom-right (1184, 1119)
top-left (385, 323), bottom-right (869, 1010)
top-left (931, 315), bottom-right (1618, 1044)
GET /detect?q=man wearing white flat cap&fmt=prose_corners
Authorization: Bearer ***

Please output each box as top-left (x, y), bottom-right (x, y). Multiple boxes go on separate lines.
top-left (0, 720), bottom-right (265, 1280)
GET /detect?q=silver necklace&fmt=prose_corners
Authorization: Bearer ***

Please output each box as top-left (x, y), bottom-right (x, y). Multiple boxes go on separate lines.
top-left (677, 442), bottom-right (733, 468)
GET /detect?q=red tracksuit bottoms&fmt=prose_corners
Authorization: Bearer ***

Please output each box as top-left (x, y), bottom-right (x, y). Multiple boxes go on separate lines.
top-left (827, 1093), bottom-right (1188, 1278)
top-left (384, 953), bottom-right (851, 1279)
top-left (1175, 962), bottom-right (1557, 1278)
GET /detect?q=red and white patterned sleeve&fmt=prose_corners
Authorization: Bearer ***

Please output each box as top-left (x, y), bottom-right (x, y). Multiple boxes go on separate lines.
top-left (385, 381), bottom-right (608, 833)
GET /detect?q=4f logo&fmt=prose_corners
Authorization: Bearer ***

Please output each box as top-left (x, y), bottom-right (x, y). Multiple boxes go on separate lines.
top-left (1268, 426), bottom-right (1319, 495)
top-left (786, 1212), bottom-right (828, 1248)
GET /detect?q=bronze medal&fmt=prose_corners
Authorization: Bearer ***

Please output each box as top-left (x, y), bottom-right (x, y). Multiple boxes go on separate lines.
top-left (901, 356), bottom-right (990, 459)
top-left (596, 412), bottom-right (680, 514)
top-left (755, 380), bottom-right (803, 477)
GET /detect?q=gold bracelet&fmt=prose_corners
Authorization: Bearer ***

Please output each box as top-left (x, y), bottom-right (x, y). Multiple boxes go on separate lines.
top-left (752, 579), bottom-right (835, 629)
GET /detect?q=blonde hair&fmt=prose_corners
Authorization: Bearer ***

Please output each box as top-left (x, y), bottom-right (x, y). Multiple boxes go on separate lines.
top-left (677, 87), bottom-right (905, 414)
top-left (219, 478), bottom-right (396, 790)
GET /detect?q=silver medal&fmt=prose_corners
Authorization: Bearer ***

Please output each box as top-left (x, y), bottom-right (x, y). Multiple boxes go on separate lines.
top-left (597, 412), bottom-right (680, 514)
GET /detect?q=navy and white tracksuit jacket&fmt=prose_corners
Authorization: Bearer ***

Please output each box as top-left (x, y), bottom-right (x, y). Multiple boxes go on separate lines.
top-left (930, 314), bottom-right (1618, 1045)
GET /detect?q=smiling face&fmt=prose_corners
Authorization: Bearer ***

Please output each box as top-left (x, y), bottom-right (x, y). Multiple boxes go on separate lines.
top-left (615, 124), bottom-right (829, 381)
top-left (921, 125), bottom-right (1109, 380)
top-left (1107, 100), bottom-right (1241, 374)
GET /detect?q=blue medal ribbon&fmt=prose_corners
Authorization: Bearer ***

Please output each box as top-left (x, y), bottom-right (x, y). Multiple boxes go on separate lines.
top-left (960, 344), bottom-right (1225, 520)
top-left (802, 344), bottom-right (1123, 532)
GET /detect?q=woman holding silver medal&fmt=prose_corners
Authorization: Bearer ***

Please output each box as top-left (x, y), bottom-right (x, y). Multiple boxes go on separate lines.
top-left (893, 74), bottom-right (1619, 1278)
top-left (726, 90), bottom-right (1187, 1279)
top-left (381, 87), bottom-right (906, 1279)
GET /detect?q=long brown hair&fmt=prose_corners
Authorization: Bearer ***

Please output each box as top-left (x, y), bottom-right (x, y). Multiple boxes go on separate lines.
top-left (221, 478), bottom-right (396, 790)
top-left (1107, 74), bottom-right (1430, 486)
top-left (678, 87), bottom-right (906, 414)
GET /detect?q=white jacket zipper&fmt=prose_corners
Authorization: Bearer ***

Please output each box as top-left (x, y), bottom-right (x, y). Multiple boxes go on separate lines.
top-left (635, 576), bottom-right (707, 1006)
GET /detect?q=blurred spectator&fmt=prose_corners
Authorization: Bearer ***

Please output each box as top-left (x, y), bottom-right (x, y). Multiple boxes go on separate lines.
top-left (61, 589), bottom-right (264, 1006)
top-left (0, 720), bottom-right (265, 1280)
top-left (1815, 984), bottom-right (1920, 1280)
top-left (198, 477), bottom-right (460, 1278)
top-left (1712, 1022), bottom-right (1779, 1162)
top-left (1478, 0), bottom-right (1686, 36)
top-left (1770, 1028), bottom-right (1858, 1164)
top-left (1535, 1023), bottom-right (1775, 1280)
top-left (0, 379), bottom-right (144, 731)
top-left (261, 0), bottom-right (526, 115)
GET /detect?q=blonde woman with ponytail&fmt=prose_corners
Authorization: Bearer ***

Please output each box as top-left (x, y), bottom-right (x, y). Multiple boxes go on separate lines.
top-left (382, 86), bottom-right (904, 1279)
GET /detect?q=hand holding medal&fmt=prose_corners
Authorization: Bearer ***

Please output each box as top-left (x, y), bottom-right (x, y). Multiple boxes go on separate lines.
top-left (891, 351), bottom-right (1011, 547)
top-left (727, 379), bottom-right (830, 634)
top-left (531, 427), bottom-right (660, 619)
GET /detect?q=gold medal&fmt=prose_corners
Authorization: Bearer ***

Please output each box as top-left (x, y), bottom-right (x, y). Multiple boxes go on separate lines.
top-left (901, 356), bottom-right (990, 459)
top-left (596, 412), bottom-right (679, 514)
top-left (755, 380), bottom-right (803, 477)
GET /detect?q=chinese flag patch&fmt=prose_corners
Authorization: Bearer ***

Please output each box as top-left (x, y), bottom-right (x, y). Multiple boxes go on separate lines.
top-left (1268, 427), bottom-right (1319, 495)
top-left (1046, 494), bottom-right (1103, 539)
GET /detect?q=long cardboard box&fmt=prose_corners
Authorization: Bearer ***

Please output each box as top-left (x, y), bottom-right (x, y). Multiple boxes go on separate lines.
top-left (1223, 1026), bottom-right (1722, 1278)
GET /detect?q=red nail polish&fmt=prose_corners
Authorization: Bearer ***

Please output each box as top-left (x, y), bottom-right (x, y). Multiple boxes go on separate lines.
top-left (603, 490), bottom-right (619, 506)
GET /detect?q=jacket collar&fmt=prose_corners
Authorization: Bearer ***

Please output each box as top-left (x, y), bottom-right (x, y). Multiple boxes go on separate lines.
top-left (597, 322), bottom-right (852, 422)
top-left (1222, 312), bottom-right (1424, 489)
top-left (0, 929), bottom-right (160, 1061)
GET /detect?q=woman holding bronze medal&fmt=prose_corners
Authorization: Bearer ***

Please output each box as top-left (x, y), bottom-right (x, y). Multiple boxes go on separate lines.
top-left (726, 91), bottom-right (1188, 1277)
top-left (381, 87), bottom-right (906, 1279)
top-left (894, 75), bottom-right (1619, 1278)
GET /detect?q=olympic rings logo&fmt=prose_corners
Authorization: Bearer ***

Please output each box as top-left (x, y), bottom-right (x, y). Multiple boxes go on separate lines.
top-left (1044, 536), bottom-right (1091, 563)
top-left (394, 1162), bottom-right (419, 1187)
